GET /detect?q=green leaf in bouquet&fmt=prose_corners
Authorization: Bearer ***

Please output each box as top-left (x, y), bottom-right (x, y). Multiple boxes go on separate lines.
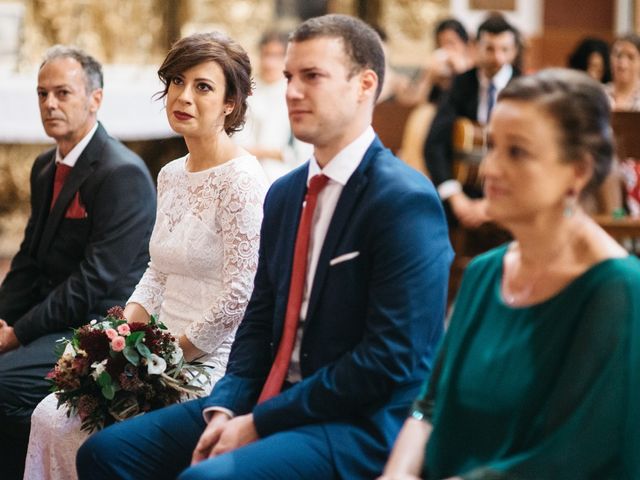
top-left (98, 371), bottom-right (116, 400)
top-left (126, 331), bottom-right (145, 346)
top-left (102, 382), bottom-right (116, 400)
top-left (136, 342), bottom-right (152, 358)
top-left (53, 338), bottom-right (68, 358)
top-left (149, 314), bottom-right (168, 330)
top-left (123, 345), bottom-right (140, 365)
top-left (174, 357), bottom-right (185, 374)
top-left (97, 371), bottom-right (112, 388)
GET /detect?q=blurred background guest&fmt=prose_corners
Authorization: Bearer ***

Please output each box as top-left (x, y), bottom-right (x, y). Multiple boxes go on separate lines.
top-left (233, 30), bottom-right (312, 182)
top-left (377, 19), bottom-right (472, 107)
top-left (380, 69), bottom-right (640, 480)
top-left (606, 34), bottom-right (640, 111)
top-left (424, 13), bottom-right (520, 230)
top-left (396, 18), bottom-right (472, 175)
top-left (567, 36), bottom-right (612, 83)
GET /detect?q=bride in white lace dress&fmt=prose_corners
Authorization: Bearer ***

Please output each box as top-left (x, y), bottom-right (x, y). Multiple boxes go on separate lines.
top-left (24, 31), bottom-right (268, 480)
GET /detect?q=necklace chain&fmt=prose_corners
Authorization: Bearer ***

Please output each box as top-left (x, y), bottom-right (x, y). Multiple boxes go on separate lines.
top-left (502, 242), bottom-right (570, 306)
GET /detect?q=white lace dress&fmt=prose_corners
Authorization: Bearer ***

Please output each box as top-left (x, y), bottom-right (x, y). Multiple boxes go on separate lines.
top-left (24, 154), bottom-right (268, 480)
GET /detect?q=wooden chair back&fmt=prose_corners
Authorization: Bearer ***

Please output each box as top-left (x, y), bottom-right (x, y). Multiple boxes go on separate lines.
top-left (372, 100), bottom-right (415, 154)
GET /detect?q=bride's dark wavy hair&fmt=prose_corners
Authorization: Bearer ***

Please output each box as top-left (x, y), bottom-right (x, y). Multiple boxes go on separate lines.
top-left (156, 31), bottom-right (252, 136)
top-left (498, 68), bottom-right (614, 198)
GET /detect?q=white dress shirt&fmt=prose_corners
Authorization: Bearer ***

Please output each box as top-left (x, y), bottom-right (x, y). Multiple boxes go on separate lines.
top-left (477, 64), bottom-right (513, 126)
top-left (54, 122), bottom-right (99, 166)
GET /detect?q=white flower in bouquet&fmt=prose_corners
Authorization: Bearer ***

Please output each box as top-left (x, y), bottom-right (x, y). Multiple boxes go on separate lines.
top-left (147, 354), bottom-right (167, 375)
top-left (169, 344), bottom-right (184, 365)
top-left (62, 341), bottom-right (77, 360)
top-left (90, 359), bottom-right (108, 381)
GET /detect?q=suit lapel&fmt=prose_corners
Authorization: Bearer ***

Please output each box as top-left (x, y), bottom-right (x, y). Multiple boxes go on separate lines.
top-left (36, 125), bottom-right (105, 262)
top-left (271, 165), bottom-right (309, 340)
top-left (304, 138), bottom-right (381, 322)
top-left (281, 165), bottom-right (310, 271)
top-left (29, 151), bottom-right (56, 258)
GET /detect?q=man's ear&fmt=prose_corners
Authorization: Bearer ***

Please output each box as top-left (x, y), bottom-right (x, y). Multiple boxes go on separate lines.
top-left (89, 88), bottom-right (103, 114)
top-left (359, 69), bottom-right (378, 103)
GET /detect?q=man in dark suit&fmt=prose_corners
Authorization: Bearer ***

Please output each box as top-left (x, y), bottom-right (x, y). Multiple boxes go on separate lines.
top-left (424, 14), bottom-right (520, 229)
top-left (0, 46), bottom-right (156, 478)
top-left (78, 15), bottom-right (452, 480)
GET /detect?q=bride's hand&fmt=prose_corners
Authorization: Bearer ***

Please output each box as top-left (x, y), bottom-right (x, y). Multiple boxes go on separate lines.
top-left (123, 302), bottom-right (150, 324)
top-left (179, 334), bottom-right (206, 362)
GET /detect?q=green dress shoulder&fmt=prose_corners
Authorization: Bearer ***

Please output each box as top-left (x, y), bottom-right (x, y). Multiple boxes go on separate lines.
top-left (413, 245), bottom-right (640, 480)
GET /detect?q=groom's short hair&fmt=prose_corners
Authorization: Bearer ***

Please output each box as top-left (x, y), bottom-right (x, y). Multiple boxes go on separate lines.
top-left (289, 14), bottom-right (385, 100)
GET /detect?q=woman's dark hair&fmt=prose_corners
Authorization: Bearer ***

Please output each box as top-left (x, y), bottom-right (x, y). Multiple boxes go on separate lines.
top-left (568, 37), bottom-right (612, 83)
top-left (498, 68), bottom-right (614, 197)
top-left (435, 18), bottom-right (469, 45)
top-left (157, 31), bottom-right (252, 136)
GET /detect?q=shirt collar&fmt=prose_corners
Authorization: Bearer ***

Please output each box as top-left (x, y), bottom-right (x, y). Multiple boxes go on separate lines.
top-left (55, 122), bottom-right (99, 167)
top-left (478, 64), bottom-right (513, 91)
top-left (307, 126), bottom-right (375, 186)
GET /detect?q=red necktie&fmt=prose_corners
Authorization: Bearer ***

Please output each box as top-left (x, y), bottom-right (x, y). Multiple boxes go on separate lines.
top-left (50, 163), bottom-right (72, 210)
top-left (258, 174), bottom-right (330, 402)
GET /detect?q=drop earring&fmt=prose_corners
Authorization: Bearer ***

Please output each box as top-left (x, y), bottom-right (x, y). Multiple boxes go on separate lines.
top-left (563, 188), bottom-right (577, 217)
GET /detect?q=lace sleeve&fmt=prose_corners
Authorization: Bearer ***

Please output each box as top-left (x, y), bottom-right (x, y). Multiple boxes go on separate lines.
top-left (127, 259), bottom-right (167, 316)
top-left (185, 169), bottom-right (265, 353)
top-left (126, 169), bottom-right (167, 315)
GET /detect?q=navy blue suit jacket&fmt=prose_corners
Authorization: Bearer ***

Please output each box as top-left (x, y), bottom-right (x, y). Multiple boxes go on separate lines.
top-left (205, 137), bottom-right (453, 477)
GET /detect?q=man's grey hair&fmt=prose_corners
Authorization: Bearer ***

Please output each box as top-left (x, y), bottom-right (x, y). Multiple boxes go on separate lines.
top-left (40, 45), bottom-right (103, 92)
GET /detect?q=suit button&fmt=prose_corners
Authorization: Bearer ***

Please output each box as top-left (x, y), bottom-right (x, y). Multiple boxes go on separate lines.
top-left (301, 352), bottom-right (308, 359)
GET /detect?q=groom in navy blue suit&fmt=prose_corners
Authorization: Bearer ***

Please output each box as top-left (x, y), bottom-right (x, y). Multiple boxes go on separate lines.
top-left (78, 14), bottom-right (452, 479)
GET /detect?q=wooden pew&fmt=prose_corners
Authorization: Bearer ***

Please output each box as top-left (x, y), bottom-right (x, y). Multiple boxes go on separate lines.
top-left (372, 100), bottom-right (415, 154)
top-left (612, 111), bottom-right (640, 159)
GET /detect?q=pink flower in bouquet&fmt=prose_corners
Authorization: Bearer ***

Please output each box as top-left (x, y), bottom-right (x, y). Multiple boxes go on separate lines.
top-left (111, 336), bottom-right (126, 352)
top-left (105, 328), bottom-right (118, 340)
top-left (117, 323), bottom-right (131, 336)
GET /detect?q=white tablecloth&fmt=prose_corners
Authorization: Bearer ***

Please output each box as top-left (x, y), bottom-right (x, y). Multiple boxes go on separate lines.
top-left (0, 65), bottom-right (175, 143)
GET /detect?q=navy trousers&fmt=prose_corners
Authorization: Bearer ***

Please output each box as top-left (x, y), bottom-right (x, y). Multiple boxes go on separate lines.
top-left (77, 397), bottom-right (341, 480)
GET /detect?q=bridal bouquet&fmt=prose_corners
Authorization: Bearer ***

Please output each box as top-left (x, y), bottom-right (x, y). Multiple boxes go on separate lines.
top-left (47, 306), bottom-right (209, 433)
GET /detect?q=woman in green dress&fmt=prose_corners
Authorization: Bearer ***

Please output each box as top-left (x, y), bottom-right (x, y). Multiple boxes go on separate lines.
top-left (380, 68), bottom-right (640, 480)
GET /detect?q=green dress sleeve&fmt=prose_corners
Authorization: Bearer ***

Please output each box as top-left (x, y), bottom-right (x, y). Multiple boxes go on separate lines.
top-left (458, 260), bottom-right (640, 480)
